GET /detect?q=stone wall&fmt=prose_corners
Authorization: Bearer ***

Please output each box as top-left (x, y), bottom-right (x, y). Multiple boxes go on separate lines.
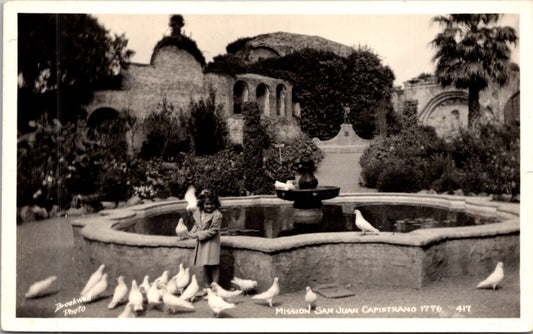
top-left (84, 44), bottom-right (293, 147)
top-left (393, 74), bottom-right (520, 138)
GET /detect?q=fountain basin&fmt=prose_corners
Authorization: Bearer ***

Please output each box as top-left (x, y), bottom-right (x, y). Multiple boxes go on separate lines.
top-left (70, 193), bottom-right (519, 293)
top-left (276, 186), bottom-right (340, 209)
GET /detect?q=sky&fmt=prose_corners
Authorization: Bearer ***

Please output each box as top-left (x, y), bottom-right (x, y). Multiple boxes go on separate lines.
top-left (93, 13), bottom-right (520, 86)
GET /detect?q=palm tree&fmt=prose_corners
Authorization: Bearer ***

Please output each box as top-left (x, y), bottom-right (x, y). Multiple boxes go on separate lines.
top-left (431, 14), bottom-right (518, 128)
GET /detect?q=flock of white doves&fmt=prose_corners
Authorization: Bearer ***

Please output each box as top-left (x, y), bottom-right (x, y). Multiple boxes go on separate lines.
top-left (24, 185), bottom-right (505, 317)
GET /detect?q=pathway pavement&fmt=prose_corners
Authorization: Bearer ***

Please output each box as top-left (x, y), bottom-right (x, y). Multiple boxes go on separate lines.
top-left (14, 216), bottom-right (520, 321)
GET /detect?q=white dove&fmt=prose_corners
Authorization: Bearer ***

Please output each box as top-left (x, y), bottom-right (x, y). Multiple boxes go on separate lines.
top-left (305, 286), bottom-right (317, 311)
top-left (476, 262), bottom-right (504, 290)
top-left (147, 281), bottom-right (163, 308)
top-left (118, 303), bottom-right (136, 318)
top-left (211, 282), bottom-right (243, 301)
top-left (80, 264), bottom-right (105, 296)
top-left (230, 276), bottom-right (258, 293)
top-left (173, 263), bottom-right (184, 281)
top-left (108, 275), bottom-right (129, 309)
top-left (184, 185), bottom-right (197, 211)
top-left (274, 180), bottom-right (295, 191)
top-left (128, 280), bottom-right (144, 312)
top-left (25, 275), bottom-right (57, 299)
top-left (206, 287), bottom-right (236, 317)
top-left (176, 267), bottom-right (190, 294)
top-left (175, 218), bottom-right (188, 238)
top-left (180, 274), bottom-right (199, 302)
top-left (251, 277), bottom-right (280, 307)
top-left (165, 277), bottom-right (179, 295)
top-left (83, 273), bottom-right (108, 301)
top-left (139, 275), bottom-right (150, 295)
top-left (152, 270), bottom-right (169, 286)
top-left (354, 210), bottom-right (380, 235)
top-left (161, 286), bottom-right (194, 313)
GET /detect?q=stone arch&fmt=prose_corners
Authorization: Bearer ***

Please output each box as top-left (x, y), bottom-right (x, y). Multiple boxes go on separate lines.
top-left (503, 91), bottom-right (520, 125)
top-left (419, 91), bottom-right (469, 125)
top-left (276, 84), bottom-right (287, 117)
top-left (256, 83), bottom-right (270, 115)
top-left (233, 80), bottom-right (249, 115)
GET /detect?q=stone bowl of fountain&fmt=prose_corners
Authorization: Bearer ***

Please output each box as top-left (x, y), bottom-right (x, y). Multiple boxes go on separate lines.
top-left (275, 157), bottom-right (340, 223)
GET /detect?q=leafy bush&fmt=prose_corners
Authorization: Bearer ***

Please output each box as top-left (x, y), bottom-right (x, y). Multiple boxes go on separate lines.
top-left (360, 121), bottom-right (519, 195)
top-left (449, 123), bottom-right (519, 195)
top-left (187, 89), bottom-right (229, 156)
top-left (139, 97), bottom-right (190, 160)
top-left (262, 117), bottom-right (324, 184)
top-left (242, 102), bottom-right (272, 194)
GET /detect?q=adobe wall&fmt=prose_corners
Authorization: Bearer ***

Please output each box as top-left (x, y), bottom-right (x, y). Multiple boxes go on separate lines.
top-left (84, 45), bottom-right (293, 147)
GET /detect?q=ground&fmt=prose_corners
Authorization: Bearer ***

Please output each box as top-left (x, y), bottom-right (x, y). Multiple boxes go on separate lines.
top-left (15, 216), bottom-right (519, 319)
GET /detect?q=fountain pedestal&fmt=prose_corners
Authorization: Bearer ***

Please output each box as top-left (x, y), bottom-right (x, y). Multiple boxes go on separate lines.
top-left (275, 157), bottom-right (340, 223)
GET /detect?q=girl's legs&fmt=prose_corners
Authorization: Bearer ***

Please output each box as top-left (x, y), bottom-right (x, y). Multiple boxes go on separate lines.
top-left (204, 265), bottom-right (220, 284)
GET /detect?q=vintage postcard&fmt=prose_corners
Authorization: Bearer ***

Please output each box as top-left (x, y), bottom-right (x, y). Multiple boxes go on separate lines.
top-left (2, 0), bottom-right (532, 332)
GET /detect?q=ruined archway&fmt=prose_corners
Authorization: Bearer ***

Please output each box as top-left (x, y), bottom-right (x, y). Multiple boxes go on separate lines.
top-left (256, 83), bottom-right (270, 116)
top-left (276, 84), bottom-right (287, 117)
top-left (233, 80), bottom-right (249, 115)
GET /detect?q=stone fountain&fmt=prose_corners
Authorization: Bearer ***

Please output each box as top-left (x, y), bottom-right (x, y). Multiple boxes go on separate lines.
top-left (275, 156), bottom-right (340, 223)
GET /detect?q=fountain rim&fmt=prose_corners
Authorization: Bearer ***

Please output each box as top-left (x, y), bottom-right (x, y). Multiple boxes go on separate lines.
top-left (71, 193), bottom-right (519, 253)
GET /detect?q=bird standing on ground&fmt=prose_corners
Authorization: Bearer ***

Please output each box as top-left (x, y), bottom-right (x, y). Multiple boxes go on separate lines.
top-left (206, 287), bottom-right (235, 317)
top-left (153, 270), bottom-right (169, 286)
top-left (211, 282), bottom-right (243, 301)
top-left (139, 275), bottom-right (150, 295)
top-left (176, 267), bottom-right (190, 294)
top-left (231, 276), bottom-right (258, 294)
top-left (165, 276), bottom-right (179, 295)
top-left (173, 263), bottom-right (184, 281)
top-left (185, 186), bottom-right (197, 211)
top-left (476, 262), bottom-right (504, 290)
top-left (305, 286), bottom-right (317, 311)
top-left (160, 286), bottom-right (194, 313)
top-left (180, 274), bottom-right (199, 302)
top-left (118, 303), bottom-right (136, 318)
top-left (147, 281), bottom-right (163, 308)
top-left (80, 264), bottom-right (105, 296)
top-left (252, 277), bottom-right (280, 307)
top-left (25, 276), bottom-right (57, 299)
top-left (128, 280), bottom-right (144, 312)
top-left (108, 275), bottom-right (128, 309)
top-left (83, 273), bottom-right (108, 301)
top-left (354, 210), bottom-right (380, 235)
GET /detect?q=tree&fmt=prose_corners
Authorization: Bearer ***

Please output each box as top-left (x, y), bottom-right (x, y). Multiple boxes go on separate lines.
top-left (431, 14), bottom-right (518, 128)
top-left (17, 14), bottom-right (134, 127)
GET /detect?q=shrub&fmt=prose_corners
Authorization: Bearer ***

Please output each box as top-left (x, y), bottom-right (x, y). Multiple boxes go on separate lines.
top-left (262, 117), bottom-right (324, 184)
top-left (186, 88), bottom-right (229, 156)
top-left (376, 158), bottom-right (425, 192)
top-left (242, 102), bottom-right (271, 194)
top-left (139, 97), bottom-right (189, 160)
top-left (179, 149), bottom-right (246, 197)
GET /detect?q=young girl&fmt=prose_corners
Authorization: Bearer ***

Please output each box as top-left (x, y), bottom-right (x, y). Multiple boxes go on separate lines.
top-left (187, 189), bottom-right (222, 288)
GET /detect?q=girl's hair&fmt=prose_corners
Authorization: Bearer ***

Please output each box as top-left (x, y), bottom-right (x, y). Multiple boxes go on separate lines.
top-left (197, 189), bottom-right (221, 210)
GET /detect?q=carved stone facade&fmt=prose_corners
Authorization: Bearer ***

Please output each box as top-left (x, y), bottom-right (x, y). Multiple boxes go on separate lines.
top-left (392, 73), bottom-right (520, 139)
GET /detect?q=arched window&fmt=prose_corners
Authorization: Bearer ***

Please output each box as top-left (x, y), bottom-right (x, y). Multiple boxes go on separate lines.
top-left (233, 81), bottom-right (249, 115)
top-left (256, 83), bottom-right (270, 116)
top-left (276, 84), bottom-right (287, 117)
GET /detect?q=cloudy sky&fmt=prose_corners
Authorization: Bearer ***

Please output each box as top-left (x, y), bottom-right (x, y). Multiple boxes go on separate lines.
top-left (93, 13), bottom-right (519, 86)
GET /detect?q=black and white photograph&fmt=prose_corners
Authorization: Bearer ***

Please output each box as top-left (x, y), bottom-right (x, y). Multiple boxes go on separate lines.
top-left (2, 1), bottom-right (532, 332)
